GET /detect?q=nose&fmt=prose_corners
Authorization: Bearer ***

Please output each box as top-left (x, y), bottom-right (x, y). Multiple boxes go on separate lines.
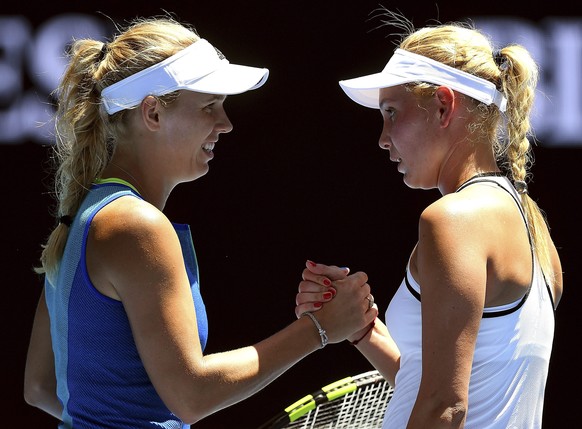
top-left (378, 120), bottom-right (390, 150)
top-left (216, 106), bottom-right (234, 134)
top-left (378, 131), bottom-right (390, 151)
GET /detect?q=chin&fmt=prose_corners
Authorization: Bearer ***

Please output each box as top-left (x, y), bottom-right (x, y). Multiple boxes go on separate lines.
top-left (190, 161), bottom-right (210, 180)
top-left (402, 174), bottom-right (418, 190)
top-left (192, 170), bottom-right (209, 181)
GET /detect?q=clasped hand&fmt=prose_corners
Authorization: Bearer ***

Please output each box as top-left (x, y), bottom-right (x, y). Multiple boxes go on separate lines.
top-left (295, 260), bottom-right (377, 344)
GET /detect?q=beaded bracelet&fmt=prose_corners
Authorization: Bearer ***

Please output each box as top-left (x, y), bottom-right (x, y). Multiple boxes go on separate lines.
top-left (349, 320), bottom-right (376, 346)
top-left (301, 311), bottom-right (328, 349)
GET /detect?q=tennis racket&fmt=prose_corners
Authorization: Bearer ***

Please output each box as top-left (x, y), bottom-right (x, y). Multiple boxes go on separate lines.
top-left (257, 370), bottom-right (393, 429)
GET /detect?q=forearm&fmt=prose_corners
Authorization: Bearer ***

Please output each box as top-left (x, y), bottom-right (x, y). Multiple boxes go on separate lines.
top-left (24, 289), bottom-right (62, 419)
top-left (173, 316), bottom-right (322, 423)
top-left (351, 319), bottom-right (400, 386)
top-left (161, 268), bottom-right (374, 423)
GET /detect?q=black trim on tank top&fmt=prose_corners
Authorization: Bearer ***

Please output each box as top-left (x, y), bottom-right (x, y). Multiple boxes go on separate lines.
top-left (404, 272), bottom-right (529, 318)
top-left (404, 274), bottom-right (421, 301)
top-left (403, 175), bottom-right (553, 318)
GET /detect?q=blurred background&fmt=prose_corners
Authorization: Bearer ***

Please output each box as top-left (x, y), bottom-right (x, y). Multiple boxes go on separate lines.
top-left (3, 0), bottom-right (579, 427)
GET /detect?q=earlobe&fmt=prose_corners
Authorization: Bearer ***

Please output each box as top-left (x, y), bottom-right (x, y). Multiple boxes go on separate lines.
top-left (435, 86), bottom-right (455, 127)
top-left (141, 96), bottom-right (161, 131)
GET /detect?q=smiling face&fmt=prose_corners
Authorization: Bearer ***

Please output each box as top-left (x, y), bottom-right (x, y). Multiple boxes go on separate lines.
top-left (157, 90), bottom-right (233, 183)
top-left (378, 85), bottom-right (452, 190)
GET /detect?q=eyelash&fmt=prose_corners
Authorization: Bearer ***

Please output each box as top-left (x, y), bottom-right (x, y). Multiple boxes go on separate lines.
top-left (384, 108), bottom-right (395, 119)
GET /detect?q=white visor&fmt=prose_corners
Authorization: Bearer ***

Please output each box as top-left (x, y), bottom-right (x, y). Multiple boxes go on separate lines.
top-left (101, 39), bottom-right (269, 114)
top-left (339, 48), bottom-right (506, 112)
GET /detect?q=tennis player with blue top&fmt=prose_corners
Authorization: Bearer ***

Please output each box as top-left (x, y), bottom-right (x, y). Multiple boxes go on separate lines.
top-left (24, 15), bottom-right (376, 428)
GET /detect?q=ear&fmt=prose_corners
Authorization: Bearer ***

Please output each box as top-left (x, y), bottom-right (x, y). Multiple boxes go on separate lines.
top-left (434, 86), bottom-right (456, 128)
top-left (140, 95), bottom-right (161, 131)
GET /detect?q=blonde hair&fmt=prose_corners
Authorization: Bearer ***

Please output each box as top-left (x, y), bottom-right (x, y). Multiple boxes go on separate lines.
top-left (377, 10), bottom-right (555, 286)
top-left (37, 16), bottom-right (199, 282)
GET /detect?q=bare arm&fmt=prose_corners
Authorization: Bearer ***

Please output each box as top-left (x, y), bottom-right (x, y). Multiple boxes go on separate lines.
top-left (407, 200), bottom-right (486, 429)
top-left (89, 199), bottom-right (377, 424)
top-left (296, 262), bottom-right (401, 386)
top-left (24, 288), bottom-right (62, 420)
top-left (540, 216), bottom-right (563, 307)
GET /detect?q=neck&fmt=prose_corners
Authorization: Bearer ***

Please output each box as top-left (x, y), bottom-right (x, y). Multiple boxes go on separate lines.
top-left (103, 162), bottom-right (173, 210)
top-left (455, 170), bottom-right (503, 192)
top-left (437, 136), bottom-right (500, 195)
top-left (108, 162), bottom-right (145, 195)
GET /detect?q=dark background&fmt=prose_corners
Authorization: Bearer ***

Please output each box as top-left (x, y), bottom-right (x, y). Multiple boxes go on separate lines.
top-left (4, 1), bottom-right (580, 427)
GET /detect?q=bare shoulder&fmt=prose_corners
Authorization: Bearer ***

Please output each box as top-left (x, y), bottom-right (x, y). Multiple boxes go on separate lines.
top-left (416, 184), bottom-right (526, 276)
top-left (417, 184), bottom-right (534, 306)
top-left (420, 184), bottom-right (519, 235)
top-left (87, 196), bottom-right (181, 298)
top-left (91, 196), bottom-right (173, 241)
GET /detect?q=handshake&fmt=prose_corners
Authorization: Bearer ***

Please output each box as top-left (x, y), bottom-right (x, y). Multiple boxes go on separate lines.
top-left (295, 260), bottom-right (377, 347)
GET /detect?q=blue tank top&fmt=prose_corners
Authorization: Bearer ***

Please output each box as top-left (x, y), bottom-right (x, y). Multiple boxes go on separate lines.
top-left (44, 179), bottom-right (208, 428)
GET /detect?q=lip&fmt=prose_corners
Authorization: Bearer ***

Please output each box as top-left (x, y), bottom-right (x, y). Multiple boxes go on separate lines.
top-left (202, 141), bottom-right (216, 160)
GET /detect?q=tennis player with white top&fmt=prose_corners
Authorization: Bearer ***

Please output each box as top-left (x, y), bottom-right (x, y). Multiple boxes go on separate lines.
top-left (297, 10), bottom-right (563, 429)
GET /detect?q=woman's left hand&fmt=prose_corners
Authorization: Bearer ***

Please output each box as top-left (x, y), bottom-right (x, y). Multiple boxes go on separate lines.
top-left (295, 260), bottom-right (350, 318)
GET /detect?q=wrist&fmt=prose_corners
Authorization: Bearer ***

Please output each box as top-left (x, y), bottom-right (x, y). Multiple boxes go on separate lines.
top-left (349, 320), bottom-right (375, 346)
top-left (301, 311), bottom-right (328, 349)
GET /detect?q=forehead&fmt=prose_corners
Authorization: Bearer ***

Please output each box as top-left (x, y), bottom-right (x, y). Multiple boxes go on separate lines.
top-left (379, 85), bottom-right (410, 106)
top-left (178, 91), bottom-right (227, 103)
top-left (192, 92), bottom-right (226, 101)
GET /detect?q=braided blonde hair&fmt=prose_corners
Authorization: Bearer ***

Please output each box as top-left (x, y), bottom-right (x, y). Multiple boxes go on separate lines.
top-left (37, 16), bottom-right (199, 283)
top-left (379, 11), bottom-right (555, 286)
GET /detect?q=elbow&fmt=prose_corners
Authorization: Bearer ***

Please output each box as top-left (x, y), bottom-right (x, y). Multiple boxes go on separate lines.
top-left (164, 392), bottom-right (224, 425)
top-left (172, 405), bottom-right (218, 425)
top-left (23, 369), bottom-right (59, 413)
top-left (24, 378), bottom-right (50, 409)
top-left (413, 391), bottom-right (468, 427)
top-left (444, 402), bottom-right (467, 426)
top-left (165, 379), bottom-right (251, 424)
top-left (430, 401), bottom-right (467, 427)
top-left (173, 407), bottom-right (204, 426)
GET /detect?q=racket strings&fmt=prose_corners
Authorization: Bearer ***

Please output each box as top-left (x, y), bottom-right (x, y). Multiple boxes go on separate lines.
top-left (281, 371), bottom-right (394, 428)
top-left (338, 381), bottom-right (393, 428)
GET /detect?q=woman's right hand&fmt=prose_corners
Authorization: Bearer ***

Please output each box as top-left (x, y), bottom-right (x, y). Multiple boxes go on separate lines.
top-left (295, 260), bottom-right (349, 318)
top-left (296, 260), bottom-right (377, 344)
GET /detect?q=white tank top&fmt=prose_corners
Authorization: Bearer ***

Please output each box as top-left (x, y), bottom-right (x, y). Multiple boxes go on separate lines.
top-left (382, 176), bottom-right (556, 428)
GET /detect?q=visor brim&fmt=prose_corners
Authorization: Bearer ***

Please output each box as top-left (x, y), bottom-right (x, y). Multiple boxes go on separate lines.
top-left (184, 63), bottom-right (269, 95)
top-left (339, 73), bottom-right (411, 109)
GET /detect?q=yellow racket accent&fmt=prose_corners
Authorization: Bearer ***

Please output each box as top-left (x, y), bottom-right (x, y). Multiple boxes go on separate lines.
top-left (285, 394), bottom-right (316, 422)
top-left (322, 376), bottom-right (357, 401)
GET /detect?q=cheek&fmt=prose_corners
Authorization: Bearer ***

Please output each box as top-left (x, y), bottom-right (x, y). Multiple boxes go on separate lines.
top-left (391, 126), bottom-right (416, 154)
top-left (394, 129), bottom-right (433, 169)
top-left (174, 121), bottom-right (208, 147)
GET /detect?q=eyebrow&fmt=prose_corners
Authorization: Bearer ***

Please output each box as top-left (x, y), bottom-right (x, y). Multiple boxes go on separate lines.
top-left (200, 94), bottom-right (227, 103)
top-left (379, 99), bottom-right (393, 109)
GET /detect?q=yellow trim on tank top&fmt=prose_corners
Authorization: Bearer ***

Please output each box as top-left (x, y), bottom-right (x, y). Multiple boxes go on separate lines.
top-left (94, 177), bottom-right (141, 196)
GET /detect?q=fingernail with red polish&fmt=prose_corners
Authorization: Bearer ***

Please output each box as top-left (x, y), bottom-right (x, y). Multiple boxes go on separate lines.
top-left (314, 302), bottom-right (323, 308)
top-left (323, 292), bottom-right (333, 300)
top-left (307, 260), bottom-right (317, 267)
top-left (323, 278), bottom-right (331, 286)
